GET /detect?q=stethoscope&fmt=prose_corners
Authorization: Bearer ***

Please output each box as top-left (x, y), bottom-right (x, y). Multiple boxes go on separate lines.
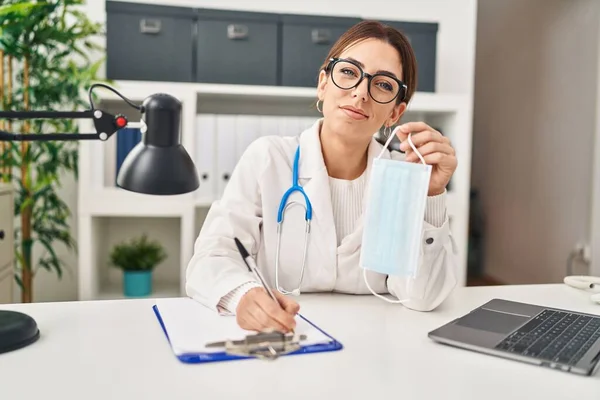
top-left (564, 276), bottom-right (600, 304)
top-left (275, 145), bottom-right (312, 296)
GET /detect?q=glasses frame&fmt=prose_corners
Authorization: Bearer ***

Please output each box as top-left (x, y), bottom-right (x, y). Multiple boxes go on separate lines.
top-left (324, 57), bottom-right (408, 104)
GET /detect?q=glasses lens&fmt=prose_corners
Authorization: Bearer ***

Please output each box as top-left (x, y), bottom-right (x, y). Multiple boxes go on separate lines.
top-left (369, 75), bottom-right (401, 103)
top-left (331, 61), bottom-right (362, 90)
top-left (331, 60), bottom-right (401, 103)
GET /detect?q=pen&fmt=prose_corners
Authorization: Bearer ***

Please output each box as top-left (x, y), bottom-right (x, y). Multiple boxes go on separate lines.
top-left (233, 237), bottom-right (295, 333)
top-left (233, 237), bottom-right (279, 303)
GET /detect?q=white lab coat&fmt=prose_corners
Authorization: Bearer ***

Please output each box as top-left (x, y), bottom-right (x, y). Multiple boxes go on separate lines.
top-left (185, 119), bottom-right (458, 312)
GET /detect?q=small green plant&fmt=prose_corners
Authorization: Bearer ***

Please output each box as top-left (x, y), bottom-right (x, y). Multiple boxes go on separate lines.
top-left (109, 234), bottom-right (167, 272)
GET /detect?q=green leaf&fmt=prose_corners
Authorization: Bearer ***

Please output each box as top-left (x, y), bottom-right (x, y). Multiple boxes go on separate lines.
top-left (35, 236), bottom-right (61, 278)
top-left (109, 234), bottom-right (167, 272)
top-left (14, 273), bottom-right (23, 289)
top-left (5, 0), bottom-right (108, 293)
top-left (0, 3), bottom-right (46, 17)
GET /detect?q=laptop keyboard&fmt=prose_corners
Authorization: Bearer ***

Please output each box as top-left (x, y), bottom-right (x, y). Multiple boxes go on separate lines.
top-left (495, 309), bottom-right (600, 365)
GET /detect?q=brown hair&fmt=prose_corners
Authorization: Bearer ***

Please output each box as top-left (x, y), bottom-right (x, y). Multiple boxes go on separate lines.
top-left (318, 20), bottom-right (418, 105)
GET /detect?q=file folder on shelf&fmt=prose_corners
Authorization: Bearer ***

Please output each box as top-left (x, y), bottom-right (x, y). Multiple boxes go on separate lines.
top-left (115, 127), bottom-right (141, 183)
top-left (153, 297), bottom-right (343, 363)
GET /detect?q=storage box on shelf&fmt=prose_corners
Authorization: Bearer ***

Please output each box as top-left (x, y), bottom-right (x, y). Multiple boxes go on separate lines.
top-left (106, 2), bottom-right (196, 83)
top-left (279, 14), bottom-right (362, 88)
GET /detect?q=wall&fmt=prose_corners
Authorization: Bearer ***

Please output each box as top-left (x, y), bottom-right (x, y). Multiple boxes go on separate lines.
top-left (25, 173), bottom-right (79, 303)
top-left (472, 0), bottom-right (600, 284)
top-left (591, 11), bottom-right (600, 278)
top-left (24, 0), bottom-right (478, 302)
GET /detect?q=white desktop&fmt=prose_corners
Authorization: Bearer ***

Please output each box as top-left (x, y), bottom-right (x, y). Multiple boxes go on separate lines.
top-left (0, 283), bottom-right (599, 400)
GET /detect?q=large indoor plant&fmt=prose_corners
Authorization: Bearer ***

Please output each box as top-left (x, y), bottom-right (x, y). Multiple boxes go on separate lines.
top-left (0, 0), bottom-right (105, 302)
top-left (109, 234), bottom-right (167, 297)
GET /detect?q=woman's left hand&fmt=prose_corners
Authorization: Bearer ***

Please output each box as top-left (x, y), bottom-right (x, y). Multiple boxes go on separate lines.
top-left (396, 122), bottom-right (457, 196)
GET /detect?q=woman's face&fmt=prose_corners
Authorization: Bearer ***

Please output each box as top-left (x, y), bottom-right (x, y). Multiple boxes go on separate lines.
top-left (317, 38), bottom-right (407, 143)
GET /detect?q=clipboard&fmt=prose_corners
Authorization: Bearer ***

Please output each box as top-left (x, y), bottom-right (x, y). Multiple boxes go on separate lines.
top-left (153, 297), bottom-right (343, 363)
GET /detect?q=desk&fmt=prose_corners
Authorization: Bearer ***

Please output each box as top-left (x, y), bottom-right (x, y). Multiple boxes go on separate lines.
top-left (1, 284), bottom-right (599, 400)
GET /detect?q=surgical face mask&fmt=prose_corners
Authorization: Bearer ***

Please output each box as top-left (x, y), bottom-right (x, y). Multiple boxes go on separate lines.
top-left (359, 127), bottom-right (431, 303)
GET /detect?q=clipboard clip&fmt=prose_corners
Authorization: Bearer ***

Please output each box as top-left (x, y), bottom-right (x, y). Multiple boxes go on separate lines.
top-left (205, 331), bottom-right (307, 361)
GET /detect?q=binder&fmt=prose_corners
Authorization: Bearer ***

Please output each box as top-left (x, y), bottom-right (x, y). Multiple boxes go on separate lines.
top-left (194, 114), bottom-right (217, 204)
top-left (115, 128), bottom-right (141, 183)
top-left (153, 297), bottom-right (343, 364)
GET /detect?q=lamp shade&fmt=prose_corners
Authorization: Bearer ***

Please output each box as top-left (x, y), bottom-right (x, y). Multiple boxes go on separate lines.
top-left (116, 93), bottom-right (199, 195)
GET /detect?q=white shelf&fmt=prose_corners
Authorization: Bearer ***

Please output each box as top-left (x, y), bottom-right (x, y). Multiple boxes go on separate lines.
top-left (97, 280), bottom-right (182, 300)
top-left (101, 80), bottom-right (468, 114)
top-left (407, 92), bottom-right (468, 114)
top-left (79, 187), bottom-right (193, 218)
top-left (98, 80), bottom-right (316, 103)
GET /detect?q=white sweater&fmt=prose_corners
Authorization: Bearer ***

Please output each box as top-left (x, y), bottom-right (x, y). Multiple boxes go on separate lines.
top-left (328, 171), bottom-right (368, 246)
top-left (217, 172), bottom-right (447, 313)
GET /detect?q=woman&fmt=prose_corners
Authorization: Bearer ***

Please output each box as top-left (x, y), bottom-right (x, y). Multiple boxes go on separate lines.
top-left (185, 20), bottom-right (458, 333)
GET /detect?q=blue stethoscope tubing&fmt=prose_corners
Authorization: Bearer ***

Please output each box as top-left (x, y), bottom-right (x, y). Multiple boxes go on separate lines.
top-left (275, 145), bottom-right (313, 296)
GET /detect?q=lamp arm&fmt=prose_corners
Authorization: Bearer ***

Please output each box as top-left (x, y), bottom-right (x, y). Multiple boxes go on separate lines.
top-left (0, 110), bottom-right (94, 119)
top-left (0, 130), bottom-right (101, 141)
top-left (0, 109), bottom-right (138, 142)
top-left (0, 83), bottom-right (145, 143)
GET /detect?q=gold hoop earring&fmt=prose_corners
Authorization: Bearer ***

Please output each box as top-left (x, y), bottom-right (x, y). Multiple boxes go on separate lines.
top-left (316, 100), bottom-right (323, 113)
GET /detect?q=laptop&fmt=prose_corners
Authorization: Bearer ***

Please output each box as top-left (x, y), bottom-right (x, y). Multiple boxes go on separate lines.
top-left (428, 299), bottom-right (600, 376)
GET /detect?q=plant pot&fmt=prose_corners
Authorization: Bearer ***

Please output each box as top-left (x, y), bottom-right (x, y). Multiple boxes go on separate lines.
top-left (123, 270), bottom-right (153, 297)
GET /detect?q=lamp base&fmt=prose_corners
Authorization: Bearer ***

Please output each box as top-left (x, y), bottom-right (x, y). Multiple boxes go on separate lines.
top-left (0, 310), bottom-right (40, 354)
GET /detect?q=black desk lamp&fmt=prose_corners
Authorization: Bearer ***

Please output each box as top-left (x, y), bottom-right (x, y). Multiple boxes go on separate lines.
top-left (0, 83), bottom-right (200, 355)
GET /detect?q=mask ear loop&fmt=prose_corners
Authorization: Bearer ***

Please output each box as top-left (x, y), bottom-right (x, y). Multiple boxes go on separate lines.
top-left (364, 126), bottom-right (427, 304)
top-left (377, 126), bottom-right (427, 163)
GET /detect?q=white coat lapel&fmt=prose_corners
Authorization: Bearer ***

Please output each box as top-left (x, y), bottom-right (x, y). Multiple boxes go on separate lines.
top-left (296, 120), bottom-right (335, 237)
top-left (271, 120), bottom-right (337, 291)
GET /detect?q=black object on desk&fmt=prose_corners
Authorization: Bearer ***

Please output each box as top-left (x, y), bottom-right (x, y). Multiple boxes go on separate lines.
top-left (0, 310), bottom-right (40, 354)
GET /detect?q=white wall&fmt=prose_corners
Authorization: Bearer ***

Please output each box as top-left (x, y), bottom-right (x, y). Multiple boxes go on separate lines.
top-left (590, 10), bottom-right (600, 278)
top-left (26, 173), bottom-right (79, 303)
top-left (22, 0), bottom-right (478, 302)
top-left (472, 0), bottom-right (600, 284)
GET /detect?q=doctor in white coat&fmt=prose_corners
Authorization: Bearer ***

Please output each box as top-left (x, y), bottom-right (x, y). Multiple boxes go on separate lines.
top-left (186, 20), bottom-right (458, 333)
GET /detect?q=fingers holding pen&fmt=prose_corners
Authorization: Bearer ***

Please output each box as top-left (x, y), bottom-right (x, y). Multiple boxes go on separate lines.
top-left (236, 288), bottom-right (297, 333)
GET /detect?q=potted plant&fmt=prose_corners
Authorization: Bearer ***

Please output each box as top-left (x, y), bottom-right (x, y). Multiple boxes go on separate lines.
top-left (109, 234), bottom-right (167, 297)
top-left (0, 0), bottom-right (106, 302)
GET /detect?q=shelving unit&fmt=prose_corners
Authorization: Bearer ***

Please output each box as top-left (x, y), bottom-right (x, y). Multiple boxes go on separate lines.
top-left (77, 80), bottom-right (472, 300)
top-left (77, 0), bottom-right (477, 301)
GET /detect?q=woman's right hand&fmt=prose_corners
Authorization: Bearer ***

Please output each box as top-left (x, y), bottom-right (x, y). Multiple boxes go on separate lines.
top-left (236, 287), bottom-right (300, 333)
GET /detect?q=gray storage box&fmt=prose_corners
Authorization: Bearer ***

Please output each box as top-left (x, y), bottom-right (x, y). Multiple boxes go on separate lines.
top-left (195, 9), bottom-right (279, 86)
top-left (280, 14), bottom-right (361, 88)
top-left (106, 1), bottom-right (195, 82)
top-left (378, 20), bottom-right (438, 92)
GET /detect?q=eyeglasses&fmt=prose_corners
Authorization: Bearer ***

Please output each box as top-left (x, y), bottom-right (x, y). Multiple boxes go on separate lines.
top-left (325, 58), bottom-right (407, 104)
